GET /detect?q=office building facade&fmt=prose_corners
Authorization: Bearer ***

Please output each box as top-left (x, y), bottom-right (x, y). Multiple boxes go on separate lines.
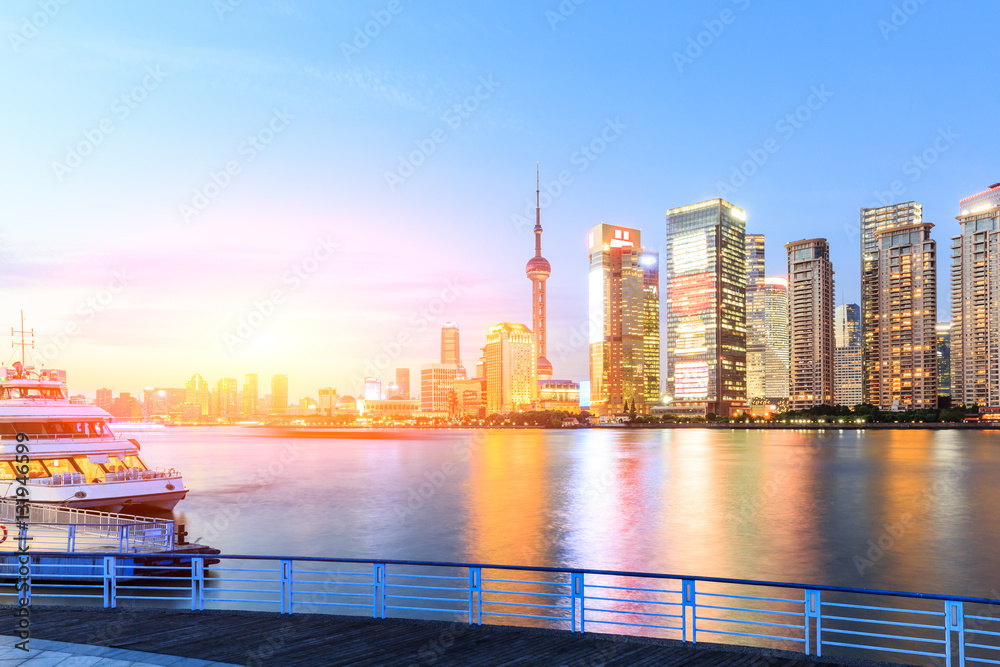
top-left (834, 304), bottom-right (863, 408)
top-left (786, 239), bottom-right (836, 410)
top-left (485, 322), bottom-right (537, 414)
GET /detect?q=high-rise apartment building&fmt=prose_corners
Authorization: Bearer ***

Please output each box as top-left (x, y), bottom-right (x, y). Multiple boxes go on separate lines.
top-left (834, 304), bottom-right (863, 408)
top-left (270, 374), bottom-right (288, 416)
top-left (860, 202), bottom-right (923, 404)
top-left (936, 322), bottom-right (951, 399)
top-left (588, 223), bottom-right (654, 415)
top-left (485, 323), bottom-right (537, 414)
top-left (96, 388), bottom-right (113, 413)
top-left (786, 239), bottom-right (835, 410)
top-left (364, 377), bottom-right (382, 401)
top-left (395, 368), bottom-right (410, 399)
top-left (641, 251), bottom-right (661, 404)
top-left (242, 373), bottom-right (259, 418)
top-left (420, 364), bottom-right (460, 413)
top-left (526, 169), bottom-right (554, 381)
top-left (318, 387), bottom-right (338, 415)
top-left (440, 323), bottom-right (466, 378)
top-left (745, 234), bottom-right (789, 404)
top-left (868, 223), bottom-right (938, 410)
top-left (951, 183), bottom-right (1000, 407)
top-left (664, 200), bottom-right (747, 417)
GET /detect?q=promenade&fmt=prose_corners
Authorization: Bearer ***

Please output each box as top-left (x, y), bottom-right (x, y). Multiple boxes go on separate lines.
top-left (6, 606), bottom-right (914, 667)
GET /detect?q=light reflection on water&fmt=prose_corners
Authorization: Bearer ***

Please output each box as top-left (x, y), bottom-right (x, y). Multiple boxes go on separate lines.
top-left (126, 426), bottom-right (1000, 598)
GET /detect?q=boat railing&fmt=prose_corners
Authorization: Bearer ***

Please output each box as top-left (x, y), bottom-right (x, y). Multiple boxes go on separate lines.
top-left (27, 468), bottom-right (181, 485)
top-left (0, 500), bottom-right (173, 553)
top-left (2, 554), bottom-right (997, 666)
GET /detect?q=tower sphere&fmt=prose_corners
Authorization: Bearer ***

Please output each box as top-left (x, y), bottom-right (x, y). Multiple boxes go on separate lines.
top-left (525, 256), bottom-right (551, 281)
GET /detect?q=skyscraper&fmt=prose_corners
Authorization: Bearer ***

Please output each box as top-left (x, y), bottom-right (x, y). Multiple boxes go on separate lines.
top-left (526, 167), bottom-right (553, 381)
top-left (860, 202), bottom-right (923, 404)
top-left (868, 223), bottom-right (937, 411)
top-left (395, 368), bottom-right (410, 399)
top-left (951, 183), bottom-right (1000, 407)
top-left (664, 199), bottom-right (747, 417)
top-left (441, 323), bottom-right (461, 366)
top-left (364, 377), bottom-right (382, 401)
top-left (485, 322), bottom-right (537, 414)
top-left (834, 304), bottom-right (863, 408)
top-left (242, 373), bottom-right (259, 418)
top-left (215, 377), bottom-right (239, 421)
top-left (747, 277), bottom-right (789, 404)
top-left (588, 223), bottom-right (650, 415)
top-left (185, 373), bottom-right (212, 416)
top-left (640, 250), bottom-right (660, 404)
top-left (937, 322), bottom-right (952, 400)
top-left (786, 239), bottom-right (835, 410)
top-left (96, 387), bottom-right (113, 413)
top-left (746, 234), bottom-right (766, 285)
top-left (270, 374), bottom-right (288, 416)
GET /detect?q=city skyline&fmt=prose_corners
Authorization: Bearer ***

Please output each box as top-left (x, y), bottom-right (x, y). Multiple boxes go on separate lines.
top-left (3, 2), bottom-right (997, 398)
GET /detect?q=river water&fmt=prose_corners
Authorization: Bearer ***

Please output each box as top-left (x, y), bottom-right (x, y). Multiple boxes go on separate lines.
top-left (124, 425), bottom-right (1000, 599)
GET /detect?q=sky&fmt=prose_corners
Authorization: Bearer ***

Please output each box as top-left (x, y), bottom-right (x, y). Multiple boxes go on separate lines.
top-left (1, 0), bottom-right (997, 399)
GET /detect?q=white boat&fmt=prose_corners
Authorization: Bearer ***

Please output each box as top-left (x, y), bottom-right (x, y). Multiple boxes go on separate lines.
top-left (0, 362), bottom-right (187, 513)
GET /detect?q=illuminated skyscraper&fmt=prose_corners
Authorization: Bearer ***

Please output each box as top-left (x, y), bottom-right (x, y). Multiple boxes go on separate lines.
top-left (664, 199), bottom-right (747, 417)
top-left (834, 304), bottom-right (862, 407)
top-left (485, 322), bottom-right (537, 414)
top-left (588, 223), bottom-right (650, 415)
top-left (937, 322), bottom-right (951, 399)
top-left (270, 374), bottom-right (288, 416)
top-left (318, 387), bottom-right (338, 415)
top-left (640, 250), bottom-right (660, 404)
top-left (745, 234), bottom-right (788, 404)
top-left (215, 377), bottom-right (239, 420)
top-left (395, 368), bottom-right (410, 399)
top-left (242, 373), bottom-right (259, 418)
top-left (441, 323), bottom-right (460, 365)
top-left (185, 373), bottom-right (212, 416)
top-left (96, 388), bottom-right (113, 413)
top-left (525, 167), bottom-right (553, 381)
top-left (786, 239), bottom-right (835, 410)
top-left (869, 223), bottom-right (937, 410)
top-left (860, 202), bottom-right (923, 403)
top-left (364, 377), bottom-right (382, 401)
top-left (952, 183), bottom-right (1000, 407)
top-left (746, 234), bottom-right (766, 285)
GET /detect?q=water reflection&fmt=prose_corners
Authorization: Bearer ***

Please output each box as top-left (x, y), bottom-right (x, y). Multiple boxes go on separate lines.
top-left (123, 426), bottom-right (1000, 599)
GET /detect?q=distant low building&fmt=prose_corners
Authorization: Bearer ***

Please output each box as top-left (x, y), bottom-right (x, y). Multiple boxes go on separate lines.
top-left (363, 398), bottom-right (420, 419)
top-left (538, 379), bottom-right (581, 413)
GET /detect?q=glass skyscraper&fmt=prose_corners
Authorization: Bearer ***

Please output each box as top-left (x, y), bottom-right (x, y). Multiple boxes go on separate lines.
top-left (664, 199), bottom-right (747, 417)
top-left (834, 304), bottom-right (862, 408)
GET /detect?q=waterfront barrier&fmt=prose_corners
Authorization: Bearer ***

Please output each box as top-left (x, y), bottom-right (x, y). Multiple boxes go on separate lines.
top-left (3, 554), bottom-right (998, 666)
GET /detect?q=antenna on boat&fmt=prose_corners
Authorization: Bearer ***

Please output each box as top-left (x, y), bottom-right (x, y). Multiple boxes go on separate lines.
top-left (11, 310), bottom-right (33, 375)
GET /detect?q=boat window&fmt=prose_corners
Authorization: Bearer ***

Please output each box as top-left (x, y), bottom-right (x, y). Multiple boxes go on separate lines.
top-left (0, 424), bottom-right (16, 436)
top-left (3, 460), bottom-right (49, 479)
top-left (48, 422), bottom-right (77, 434)
top-left (11, 422), bottom-right (47, 435)
top-left (73, 456), bottom-right (108, 482)
top-left (107, 454), bottom-right (147, 471)
top-left (43, 458), bottom-right (80, 476)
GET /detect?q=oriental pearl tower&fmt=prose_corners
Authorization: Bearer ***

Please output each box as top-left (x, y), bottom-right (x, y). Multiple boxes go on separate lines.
top-left (526, 165), bottom-right (553, 380)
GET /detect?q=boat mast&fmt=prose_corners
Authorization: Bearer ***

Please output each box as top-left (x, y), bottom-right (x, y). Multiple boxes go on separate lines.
top-left (11, 309), bottom-right (33, 371)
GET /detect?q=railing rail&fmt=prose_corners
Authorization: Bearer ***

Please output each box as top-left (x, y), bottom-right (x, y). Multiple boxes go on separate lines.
top-left (0, 501), bottom-right (174, 553)
top-left (2, 553), bottom-right (997, 666)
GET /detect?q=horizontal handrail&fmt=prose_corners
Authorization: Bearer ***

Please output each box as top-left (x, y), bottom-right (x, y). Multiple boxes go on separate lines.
top-left (11, 552), bottom-right (1000, 607)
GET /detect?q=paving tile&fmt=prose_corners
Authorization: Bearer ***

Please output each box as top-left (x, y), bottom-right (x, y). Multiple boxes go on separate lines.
top-left (45, 658), bottom-right (103, 667)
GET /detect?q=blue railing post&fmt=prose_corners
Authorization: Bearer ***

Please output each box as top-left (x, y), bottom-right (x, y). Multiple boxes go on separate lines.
top-left (571, 572), bottom-right (585, 633)
top-left (468, 567), bottom-right (481, 625)
top-left (373, 563), bottom-right (386, 619)
top-left (682, 579), bottom-right (696, 643)
top-left (67, 524), bottom-right (76, 553)
top-left (103, 555), bottom-right (116, 609)
top-left (806, 589), bottom-right (821, 656)
top-left (191, 557), bottom-right (204, 611)
top-left (281, 560), bottom-right (293, 614)
top-left (946, 600), bottom-right (964, 667)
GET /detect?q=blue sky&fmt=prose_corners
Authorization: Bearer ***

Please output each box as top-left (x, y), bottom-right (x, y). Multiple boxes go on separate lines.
top-left (1, 0), bottom-right (996, 397)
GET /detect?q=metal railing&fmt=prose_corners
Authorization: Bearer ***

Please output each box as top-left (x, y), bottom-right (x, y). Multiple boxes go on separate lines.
top-left (1, 554), bottom-right (997, 666)
top-left (0, 501), bottom-right (174, 553)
